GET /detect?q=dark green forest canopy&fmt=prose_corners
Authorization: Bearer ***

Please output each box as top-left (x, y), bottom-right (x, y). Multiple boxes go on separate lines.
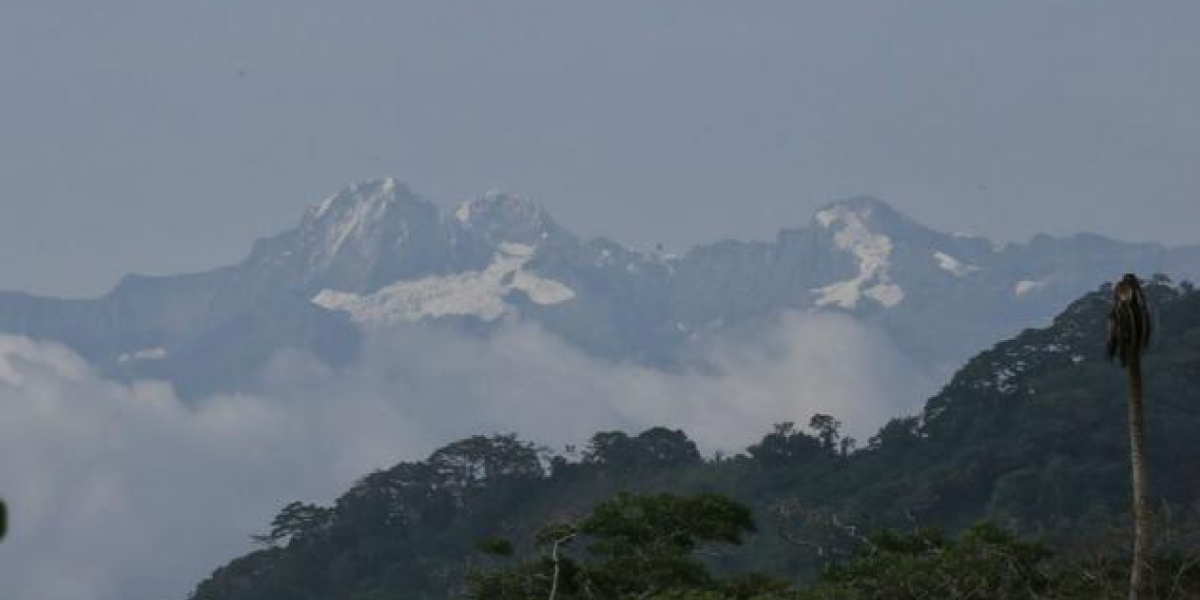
top-left (468, 502), bottom-right (1200, 600)
top-left (189, 279), bottom-right (1200, 600)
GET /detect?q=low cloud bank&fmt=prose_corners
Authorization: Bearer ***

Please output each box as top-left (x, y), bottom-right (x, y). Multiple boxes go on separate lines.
top-left (0, 311), bottom-right (932, 600)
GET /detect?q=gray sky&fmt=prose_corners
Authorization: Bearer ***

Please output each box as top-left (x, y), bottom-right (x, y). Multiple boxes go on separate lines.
top-left (2, 1), bottom-right (1198, 297)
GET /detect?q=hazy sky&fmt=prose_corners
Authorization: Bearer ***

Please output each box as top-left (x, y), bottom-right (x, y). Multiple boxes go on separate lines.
top-left (2, 1), bottom-right (1198, 297)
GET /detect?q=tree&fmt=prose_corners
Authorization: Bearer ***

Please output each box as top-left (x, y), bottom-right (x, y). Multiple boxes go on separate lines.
top-left (251, 501), bottom-right (333, 547)
top-left (630, 427), bottom-right (704, 467)
top-left (429, 433), bottom-right (545, 489)
top-left (802, 523), bottom-right (1054, 600)
top-left (808, 414), bottom-right (842, 453)
top-left (583, 428), bottom-right (702, 470)
top-left (468, 492), bottom-right (756, 600)
top-left (1106, 273), bottom-right (1154, 600)
top-left (868, 416), bottom-right (921, 451)
top-left (747, 422), bottom-right (823, 467)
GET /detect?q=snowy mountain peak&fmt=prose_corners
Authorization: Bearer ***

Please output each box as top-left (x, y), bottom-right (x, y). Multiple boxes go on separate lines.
top-left (813, 196), bottom-right (908, 230)
top-left (811, 197), bottom-right (905, 309)
top-left (233, 177), bottom-right (486, 296)
top-left (296, 179), bottom-right (426, 262)
top-left (454, 190), bottom-right (561, 246)
top-left (304, 178), bottom-right (408, 223)
top-left (457, 190), bottom-right (547, 221)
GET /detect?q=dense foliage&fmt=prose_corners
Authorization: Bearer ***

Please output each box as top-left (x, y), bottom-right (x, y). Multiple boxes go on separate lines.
top-left (474, 505), bottom-right (1200, 600)
top-left (189, 280), bottom-right (1200, 600)
top-left (469, 492), bottom-right (756, 599)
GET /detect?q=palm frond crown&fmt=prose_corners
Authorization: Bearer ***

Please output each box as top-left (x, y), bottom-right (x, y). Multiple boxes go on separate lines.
top-left (1106, 273), bottom-right (1152, 366)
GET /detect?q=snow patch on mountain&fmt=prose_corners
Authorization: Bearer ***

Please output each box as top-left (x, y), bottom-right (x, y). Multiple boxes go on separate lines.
top-left (326, 180), bottom-right (397, 254)
top-left (307, 194), bottom-right (339, 220)
top-left (296, 178), bottom-right (409, 272)
top-left (311, 243), bottom-right (575, 326)
top-left (454, 202), bottom-right (471, 222)
top-left (1014, 280), bottom-right (1046, 297)
top-left (811, 205), bottom-right (905, 309)
top-left (117, 347), bottom-right (167, 363)
top-left (815, 208), bottom-right (840, 228)
top-left (933, 251), bottom-right (979, 277)
top-left (864, 283), bottom-right (905, 307)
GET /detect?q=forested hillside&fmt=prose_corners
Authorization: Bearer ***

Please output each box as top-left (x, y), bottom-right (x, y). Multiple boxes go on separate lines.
top-left (189, 278), bottom-right (1200, 600)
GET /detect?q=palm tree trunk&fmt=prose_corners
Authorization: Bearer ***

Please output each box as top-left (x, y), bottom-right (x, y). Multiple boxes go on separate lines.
top-left (547, 533), bottom-right (574, 600)
top-left (1127, 353), bottom-right (1149, 600)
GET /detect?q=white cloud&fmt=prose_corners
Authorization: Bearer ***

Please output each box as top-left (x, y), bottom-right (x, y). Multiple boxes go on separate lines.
top-left (0, 312), bottom-right (932, 600)
top-left (0, 336), bottom-right (430, 600)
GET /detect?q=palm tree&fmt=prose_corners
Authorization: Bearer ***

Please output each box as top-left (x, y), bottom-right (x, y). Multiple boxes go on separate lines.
top-left (1107, 273), bottom-right (1153, 600)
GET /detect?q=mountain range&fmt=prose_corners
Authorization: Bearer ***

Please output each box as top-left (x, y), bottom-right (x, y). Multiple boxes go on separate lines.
top-left (1, 178), bottom-right (1196, 397)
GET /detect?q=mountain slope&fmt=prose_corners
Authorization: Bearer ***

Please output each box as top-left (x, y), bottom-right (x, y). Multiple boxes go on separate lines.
top-left (0, 180), bottom-right (1197, 397)
top-left (187, 280), bottom-right (1200, 600)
